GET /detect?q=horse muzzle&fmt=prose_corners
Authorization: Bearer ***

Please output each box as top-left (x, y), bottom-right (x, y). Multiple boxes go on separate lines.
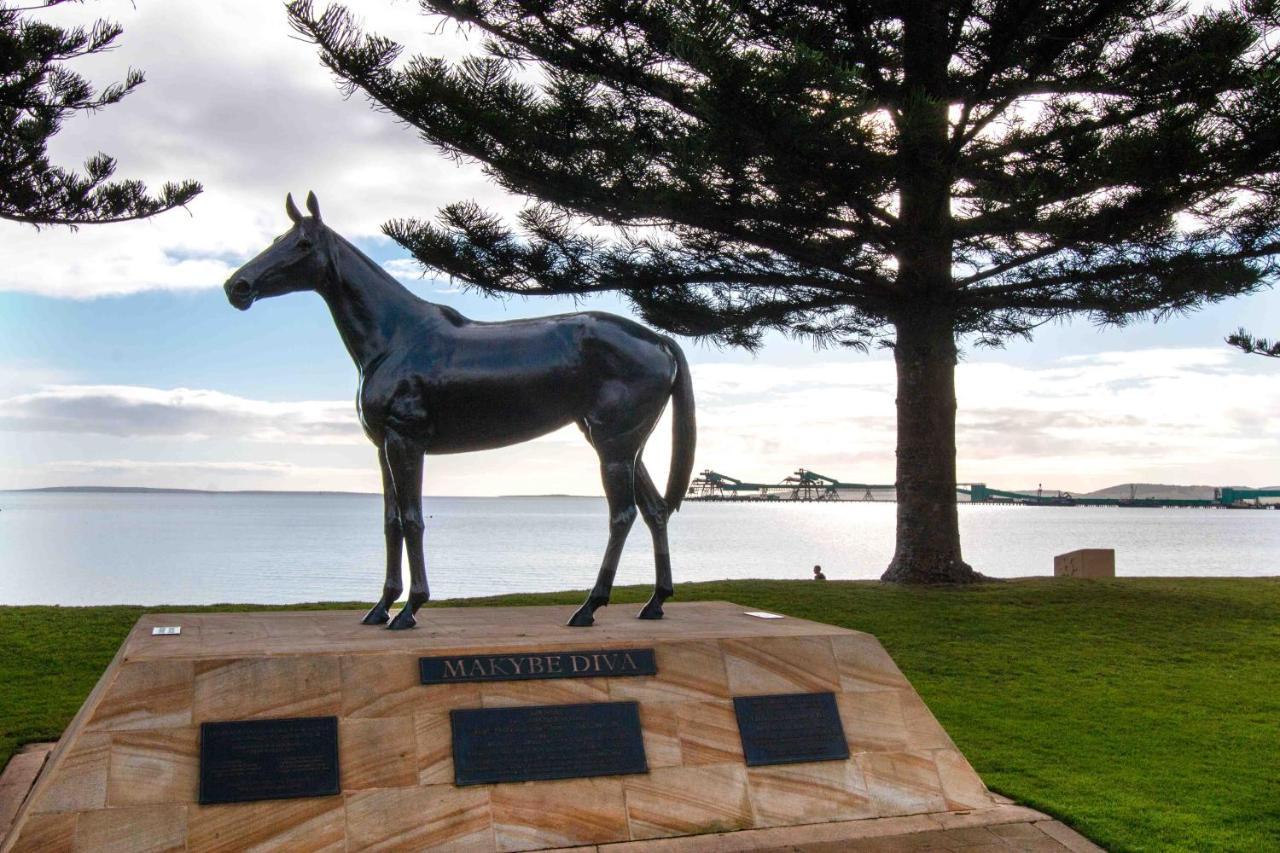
top-left (226, 278), bottom-right (256, 311)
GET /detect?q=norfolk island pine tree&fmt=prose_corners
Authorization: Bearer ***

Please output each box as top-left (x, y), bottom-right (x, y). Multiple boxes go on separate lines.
top-left (289, 0), bottom-right (1280, 584)
top-left (0, 1), bottom-right (200, 227)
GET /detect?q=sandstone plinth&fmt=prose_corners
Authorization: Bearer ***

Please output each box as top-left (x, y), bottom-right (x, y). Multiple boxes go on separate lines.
top-left (2, 602), bottom-right (1095, 852)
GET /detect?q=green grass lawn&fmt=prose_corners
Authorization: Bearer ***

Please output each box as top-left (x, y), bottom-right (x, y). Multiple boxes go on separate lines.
top-left (2, 578), bottom-right (1278, 852)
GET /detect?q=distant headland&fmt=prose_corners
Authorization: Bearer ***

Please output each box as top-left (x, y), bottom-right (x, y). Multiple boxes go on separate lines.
top-left (3, 486), bottom-right (595, 498)
top-left (8, 486), bottom-right (379, 496)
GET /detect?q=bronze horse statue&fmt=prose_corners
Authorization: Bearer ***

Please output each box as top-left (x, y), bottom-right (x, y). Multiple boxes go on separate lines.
top-left (224, 193), bottom-right (696, 629)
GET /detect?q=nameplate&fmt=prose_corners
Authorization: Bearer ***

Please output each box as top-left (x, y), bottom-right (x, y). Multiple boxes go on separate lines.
top-left (451, 701), bottom-right (647, 785)
top-left (198, 716), bottom-right (340, 805)
top-left (733, 692), bottom-right (850, 766)
top-left (420, 648), bottom-right (656, 684)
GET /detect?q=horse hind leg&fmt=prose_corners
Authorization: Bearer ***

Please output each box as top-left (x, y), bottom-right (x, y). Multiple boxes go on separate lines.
top-left (634, 461), bottom-right (673, 620)
top-left (568, 448), bottom-right (639, 627)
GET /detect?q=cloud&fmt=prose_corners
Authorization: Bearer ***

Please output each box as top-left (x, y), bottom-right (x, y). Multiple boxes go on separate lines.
top-left (3, 348), bottom-right (1278, 493)
top-left (0, 363), bottom-right (72, 397)
top-left (688, 348), bottom-right (1280, 490)
top-left (383, 258), bottom-right (464, 294)
top-left (382, 258), bottom-right (431, 280)
top-left (0, 385), bottom-right (364, 445)
top-left (0, 1), bottom-right (514, 298)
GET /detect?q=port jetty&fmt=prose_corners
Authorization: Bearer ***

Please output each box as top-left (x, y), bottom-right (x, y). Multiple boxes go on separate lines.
top-left (687, 468), bottom-right (1280, 508)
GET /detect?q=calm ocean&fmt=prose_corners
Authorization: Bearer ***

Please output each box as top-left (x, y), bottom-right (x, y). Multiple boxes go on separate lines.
top-left (0, 491), bottom-right (1276, 606)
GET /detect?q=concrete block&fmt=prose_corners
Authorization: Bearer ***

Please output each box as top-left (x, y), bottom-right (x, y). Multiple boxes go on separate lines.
top-left (1053, 549), bottom-right (1115, 578)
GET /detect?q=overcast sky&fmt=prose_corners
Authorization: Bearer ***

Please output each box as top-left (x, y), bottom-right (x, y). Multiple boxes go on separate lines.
top-left (1, 0), bottom-right (1278, 495)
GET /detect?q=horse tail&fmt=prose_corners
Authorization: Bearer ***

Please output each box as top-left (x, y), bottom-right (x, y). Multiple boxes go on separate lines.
top-left (663, 338), bottom-right (697, 513)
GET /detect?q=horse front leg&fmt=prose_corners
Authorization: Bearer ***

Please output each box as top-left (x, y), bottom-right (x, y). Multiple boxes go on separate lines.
top-left (568, 452), bottom-right (638, 627)
top-left (384, 432), bottom-right (430, 630)
top-left (361, 447), bottom-right (403, 625)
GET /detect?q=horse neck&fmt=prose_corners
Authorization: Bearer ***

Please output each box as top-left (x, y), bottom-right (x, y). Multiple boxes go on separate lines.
top-left (317, 234), bottom-right (445, 370)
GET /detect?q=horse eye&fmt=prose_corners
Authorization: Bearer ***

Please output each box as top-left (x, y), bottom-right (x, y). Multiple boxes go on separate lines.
top-left (297, 238), bottom-right (312, 249)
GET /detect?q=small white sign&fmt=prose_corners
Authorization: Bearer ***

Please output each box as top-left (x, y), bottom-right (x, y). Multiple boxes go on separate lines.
top-left (151, 626), bottom-right (182, 636)
top-left (744, 611), bottom-right (784, 620)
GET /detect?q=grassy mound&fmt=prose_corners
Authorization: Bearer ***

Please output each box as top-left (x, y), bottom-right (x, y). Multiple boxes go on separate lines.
top-left (2, 577), bottom-right (1277, 851)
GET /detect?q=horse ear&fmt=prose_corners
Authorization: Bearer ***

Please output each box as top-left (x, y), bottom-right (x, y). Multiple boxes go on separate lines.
top-left (285, 193), bottom-right (303, 224)
top-left (306, 191), bottom-right (322, 222)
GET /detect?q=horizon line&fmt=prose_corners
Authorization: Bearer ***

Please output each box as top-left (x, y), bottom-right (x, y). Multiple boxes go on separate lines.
top-left (1, 486), bottom-right (599, 498)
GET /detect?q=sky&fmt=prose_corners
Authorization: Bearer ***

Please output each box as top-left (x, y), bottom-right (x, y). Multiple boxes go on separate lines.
top-left (1, 0), bottom-right (1278, 496)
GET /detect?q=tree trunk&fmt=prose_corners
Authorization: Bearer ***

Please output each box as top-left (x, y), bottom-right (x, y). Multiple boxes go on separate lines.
top-left (881, 309), bottom-right (980, 583)
top-left (880, 2), bottom-right (980, 584)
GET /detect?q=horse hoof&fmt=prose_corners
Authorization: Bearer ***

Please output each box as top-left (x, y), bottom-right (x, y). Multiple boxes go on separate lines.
top-left (566, 608), bottom-right (595, 628)
top-left (387, 609), bottom-right (417, 631)
top-left (637, 601), bottom-right (665, 620)
top-left (361, 604), bottom-right (390, 625)
top-left (567, 595), bottom-right (608, 627)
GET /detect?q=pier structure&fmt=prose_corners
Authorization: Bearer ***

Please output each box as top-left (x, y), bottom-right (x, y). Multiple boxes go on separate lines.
top-left (685, 470), bottom-right (1280, 508)
top-left (686, 469), bottom-right (896, 502)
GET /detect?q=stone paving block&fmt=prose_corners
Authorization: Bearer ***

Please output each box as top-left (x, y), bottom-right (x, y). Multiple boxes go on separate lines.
top-left (624, 765), bottom-right (753, 841)
top-left (193, 656), bottom-right (340, 720)
top-left (339, 716), bottom-right (417, 790)
top-left (87, 661), bottom-right (193, 733)
top-left (75, 804), bottom-right (186, 853)
top-left (491, 776), bottom-right (628, 851)
top-left (676, 700), bottom-right (744, 765)
top-left (722, 636), bottom-right (841, 695)
top-left (186, 796), bottom-right (345, 852)
top-left (106, 727), bottom-right (198, 806)
top-left (7, 811), bottom-right (76, 852)
top-left (30, 733), bottom-right (110, 814)
top-left (346, 785), bottom-right (492, 851)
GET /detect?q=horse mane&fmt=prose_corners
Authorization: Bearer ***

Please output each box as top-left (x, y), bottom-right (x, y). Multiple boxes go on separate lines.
top-left (435, 303), bottom-right (467, 326)
top-left (327, 230), bottom-right (413, 294)
top-left (325, 227), bottom-right (467, 326)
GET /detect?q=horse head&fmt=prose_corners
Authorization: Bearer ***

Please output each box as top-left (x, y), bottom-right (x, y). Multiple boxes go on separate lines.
top-left (225, 192), bottom-right (330, 310)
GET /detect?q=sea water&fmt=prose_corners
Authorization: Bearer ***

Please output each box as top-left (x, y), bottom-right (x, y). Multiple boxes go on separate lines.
top-left (0, 491), bottom-right (1276, 605)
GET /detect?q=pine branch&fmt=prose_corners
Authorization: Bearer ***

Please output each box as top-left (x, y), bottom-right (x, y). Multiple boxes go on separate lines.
top-left (0, 5), bottom-right (201, 227)
top-left (289, 0), bottom-right (898, 272)
top-left (964, 240), bottom-right (1274, 322)
top-left (289, 0), bottom-right (1280, 347)
top-left (1226, 328), bottom-right (1280, 358)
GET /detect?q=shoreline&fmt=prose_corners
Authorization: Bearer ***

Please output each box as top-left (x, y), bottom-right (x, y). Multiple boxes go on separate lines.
top-left (2, 574), bottom-right (1279, 611)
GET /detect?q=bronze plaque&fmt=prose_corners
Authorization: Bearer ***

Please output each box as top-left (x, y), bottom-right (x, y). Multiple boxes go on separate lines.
top-left (733, 693), bottom-right (849, 766)
top-left (199, 716), bottom-right (340, 804)
top-left (420, 648), bottom-right (655, 684)
top-left (450, 701), bottom-right (647, 785)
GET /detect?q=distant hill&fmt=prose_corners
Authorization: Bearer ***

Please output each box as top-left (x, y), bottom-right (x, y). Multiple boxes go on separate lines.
top-left (5, 486), bottom-right (597, 498)
top-left (9, 486), bottom-right (377, 496)
top-left (496, 494), bottom-right (592, 499)
top-left (1079, 483), bottom-right (1218, 500)
top-left (993, 483), bottom-right (1242, 500)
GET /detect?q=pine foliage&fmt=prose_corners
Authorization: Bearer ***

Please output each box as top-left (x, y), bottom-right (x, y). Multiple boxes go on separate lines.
top-left (1227, 327), bottom-right (1280, 357)
top-left (0, 1), bottom-right (201, 227)
top-left (289, 0), bottom-right (1280, 349)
